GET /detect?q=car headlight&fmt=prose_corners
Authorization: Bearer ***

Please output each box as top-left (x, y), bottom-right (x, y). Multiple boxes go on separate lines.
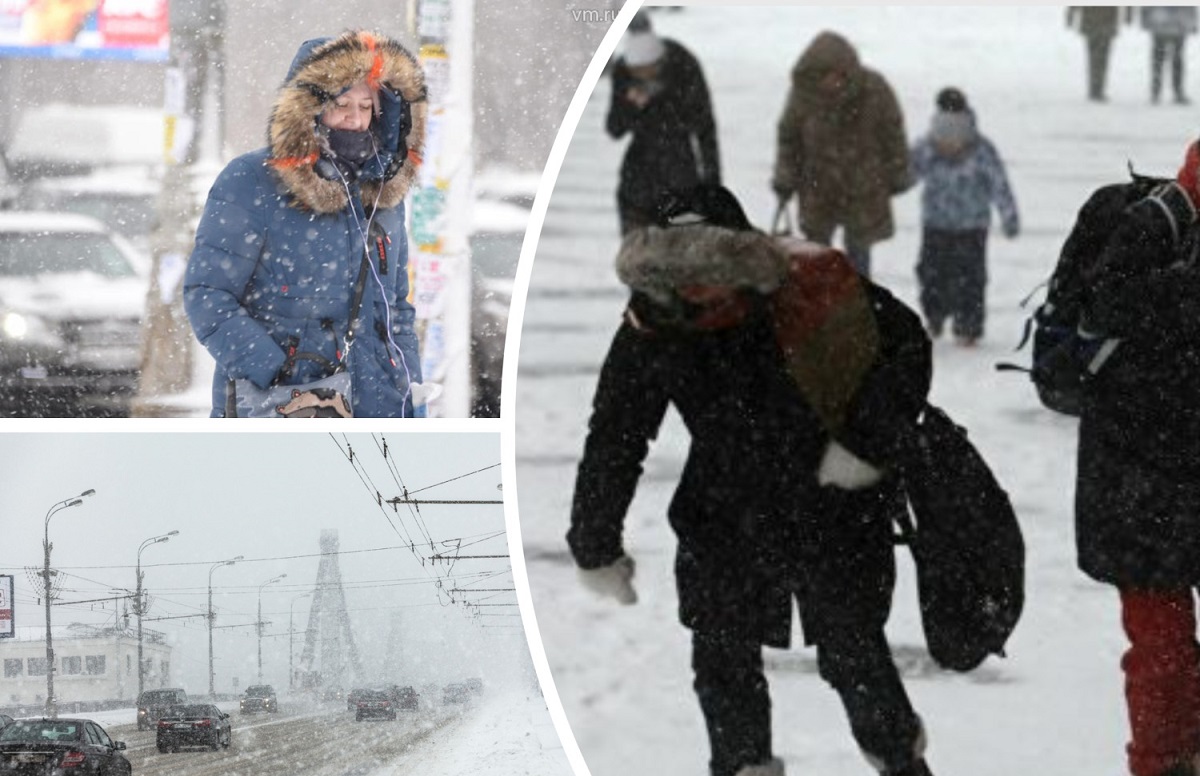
top-left (1, 310), bottom-right (59, 346)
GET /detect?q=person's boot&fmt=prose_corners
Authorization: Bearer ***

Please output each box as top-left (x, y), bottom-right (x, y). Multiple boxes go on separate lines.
top-left (733, 757), bottom-right (785, 776)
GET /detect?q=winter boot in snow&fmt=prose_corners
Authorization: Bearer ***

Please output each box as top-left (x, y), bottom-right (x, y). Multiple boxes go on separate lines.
top-left (733, 757), bottom-right (785, 776)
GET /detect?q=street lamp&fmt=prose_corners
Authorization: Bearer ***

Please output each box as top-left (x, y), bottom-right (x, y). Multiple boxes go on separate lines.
top-left (135, 531), bottom-right (178, 700)
top-left (288, 591), bottom-right (311, 692)
top-left (43, 488), bottom-right (95, 719)
top-left (257, 574), bottom-right (286, 682)
top-left (208, 556), bottom-right (243, 698)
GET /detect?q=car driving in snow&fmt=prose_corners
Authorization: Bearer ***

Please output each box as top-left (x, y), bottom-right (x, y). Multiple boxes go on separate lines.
top-left (0, 211), bottom-right (148, 417)
top-left (239, 684), bottom-right (278, 714)
top-left (136, 687), bottom-right (188, 731)
top-left (156, 704), bottom-right (232, 752)
top-left (0, 717), bottom-right (130, 775)
top-left (354, 689), bottom-right (396, 722)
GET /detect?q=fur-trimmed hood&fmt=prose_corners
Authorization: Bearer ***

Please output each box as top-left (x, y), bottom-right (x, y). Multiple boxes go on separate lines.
top-left (268, 30), bottom-right (427, 214)
top-left (616, 224), bottom-right (792, 305)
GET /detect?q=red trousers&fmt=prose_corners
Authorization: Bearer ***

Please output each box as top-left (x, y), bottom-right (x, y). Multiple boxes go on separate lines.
top-left (1121, 588), bottom-right (1200, 776)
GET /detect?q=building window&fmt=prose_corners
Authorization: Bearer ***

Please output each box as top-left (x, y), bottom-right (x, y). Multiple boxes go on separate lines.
top-left (125, 655), bottom-right (131, 675)
top-left (26, 658), bottom-right (49, 676)
top-left (85, 656), bottom-right (106, 675)
top-left (160, 661), bottom-right (169, 682)
top-left (3, 659), bottom-right (20, 678)
top-left (61, 656), bottom-right (81, 675)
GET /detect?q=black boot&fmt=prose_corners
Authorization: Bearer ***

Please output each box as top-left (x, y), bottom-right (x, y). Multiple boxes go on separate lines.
top-left (882, 759), bottom-right (933, 776)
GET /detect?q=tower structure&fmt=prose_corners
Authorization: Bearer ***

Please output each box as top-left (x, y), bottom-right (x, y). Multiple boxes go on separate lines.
top-left (298, 530), bottom-right (361, 691)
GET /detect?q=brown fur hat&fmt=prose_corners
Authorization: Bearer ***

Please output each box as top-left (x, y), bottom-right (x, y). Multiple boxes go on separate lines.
top-left (267, 30), bottom-right (427, 214)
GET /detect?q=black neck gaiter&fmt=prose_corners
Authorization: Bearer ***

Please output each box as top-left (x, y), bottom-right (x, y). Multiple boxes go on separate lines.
top-left (327, 128), bottom-right (375, 176)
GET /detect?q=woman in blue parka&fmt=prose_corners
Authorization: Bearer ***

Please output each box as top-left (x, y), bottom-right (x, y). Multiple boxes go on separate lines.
top-left (185, 30), bottom-right (428, 417)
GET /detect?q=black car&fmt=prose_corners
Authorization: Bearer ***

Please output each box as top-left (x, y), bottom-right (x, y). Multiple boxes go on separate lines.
top-left (442, 682), bottom-right (471, 705)
top-left (137, 687), bottom-right (189, 731)
top-left (156, 704), bottom-right (231, 752)
top-left (240, 684), bottom-right (278, 714)
top-left (0, 717), bottom-right (130, 775)
top-left (387, 685), bottom-right (419, 710)
top-left (354, 689), bottom-right (396, 722)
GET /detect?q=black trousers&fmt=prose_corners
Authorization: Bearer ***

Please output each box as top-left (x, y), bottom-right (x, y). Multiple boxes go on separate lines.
top-left (692, 627), bottom-right (922, 776)
top-left (1085, 34), bottom-right (1114, 99)
top-left (917, 227), bottom-right (988, 340)
top-left (1151, 35), bottom-right (1188, 101)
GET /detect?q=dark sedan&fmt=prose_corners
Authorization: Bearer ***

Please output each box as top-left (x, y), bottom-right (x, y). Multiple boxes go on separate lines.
top-left (0, 717), bottom-right (130, 775)
top-left (156, 704), bottom-right (232, 752)
top-left (354, 690), bottom-right (396, 722)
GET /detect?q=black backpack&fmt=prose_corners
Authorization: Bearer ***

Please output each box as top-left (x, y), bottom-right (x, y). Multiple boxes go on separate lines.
top-left (998, 170), bottom-right (1181, 415)
top-left (896, 404), bottom-right (1024, 671)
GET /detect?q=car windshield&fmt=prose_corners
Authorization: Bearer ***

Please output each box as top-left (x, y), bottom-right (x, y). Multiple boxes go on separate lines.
top-left (246, 686), bottom-right (272, 696)
top-left (0, 721), bottom-right (80, 742)
top-left (0, 232), bottom-right (136, 278)
top-left (170, 705), bottom-right (212, 718)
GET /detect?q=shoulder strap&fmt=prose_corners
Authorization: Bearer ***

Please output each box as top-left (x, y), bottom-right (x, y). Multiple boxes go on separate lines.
top-left (1144, 181), bottom-right (1197, 245)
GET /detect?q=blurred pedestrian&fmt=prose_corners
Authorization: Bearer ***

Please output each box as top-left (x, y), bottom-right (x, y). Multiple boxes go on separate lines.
top-left (568, 184), bottom-right (937, 776)
top-left (607, 10), bottom-right (720, 234)
top-left (771, 30), bottom-right (911, 278)
top-left (1140, 6), bottom-right (1198, 104)
top-left (1067, 6), bottom-right (1133, 102)
top-left (184, 30), bottom-right (429, 418)
top-left (1076, 138), bottom-right (1200, 776)
top-left (909, 87), bottom-right (1019, 347)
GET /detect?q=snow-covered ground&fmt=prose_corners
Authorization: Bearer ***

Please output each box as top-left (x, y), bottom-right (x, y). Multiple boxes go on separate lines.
top-left (513, 6), bottom-right (1198, 776)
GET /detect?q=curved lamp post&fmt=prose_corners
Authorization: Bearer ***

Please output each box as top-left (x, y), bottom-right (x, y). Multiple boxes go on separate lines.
top-left (135, 530), bottom-right (178, 699)
top-left (43, 488), bottom-right (95, 718)
top-left (257, 574), bottom-right (286, 682)
top-left (207, 556), bottom-right (243, 697)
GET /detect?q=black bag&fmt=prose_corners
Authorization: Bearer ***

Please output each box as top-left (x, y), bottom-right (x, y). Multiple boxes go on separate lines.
top-left (997, 170), bottom-right (1181, 415)
top-left (896, 404), bottom-right (1025, 672)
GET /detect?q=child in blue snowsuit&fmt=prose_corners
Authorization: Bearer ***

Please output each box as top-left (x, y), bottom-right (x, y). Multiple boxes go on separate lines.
top-left (910, 87), bottom-right (1019, 346)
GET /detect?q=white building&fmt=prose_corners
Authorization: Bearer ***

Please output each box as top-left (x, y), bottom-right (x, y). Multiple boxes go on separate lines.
top-left (0, 624), bottom-right (172, 708)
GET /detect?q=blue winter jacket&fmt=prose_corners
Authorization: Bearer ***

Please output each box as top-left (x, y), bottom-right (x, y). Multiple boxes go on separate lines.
top-left (910, 114), bottom-right (1019, 236)
top-left (184, 31), bottom-right (428, 417)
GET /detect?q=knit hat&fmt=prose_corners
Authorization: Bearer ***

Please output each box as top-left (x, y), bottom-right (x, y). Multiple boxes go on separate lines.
top-left (623, 13), bottom-right (665, 68)
top-left (936, 86), bottom-right (969, 113)
top-left (1177, 140), bottom-right (1200, 209)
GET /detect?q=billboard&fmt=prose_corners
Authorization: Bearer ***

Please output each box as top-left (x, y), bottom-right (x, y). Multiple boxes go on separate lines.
top-left (0, 0), bottom-right (169, 62)
top-left (0, 575), bottom-right (12, 638)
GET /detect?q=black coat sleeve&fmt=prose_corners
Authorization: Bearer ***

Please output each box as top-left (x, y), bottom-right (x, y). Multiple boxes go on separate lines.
top-left (567, 320), bottom-right (671, 569)
top-left (674, 47), bottom-right (720, 184)
top-left (831, 283), bottom-right (933, 466)
top-left (606, 64), bottom-right (642, 140)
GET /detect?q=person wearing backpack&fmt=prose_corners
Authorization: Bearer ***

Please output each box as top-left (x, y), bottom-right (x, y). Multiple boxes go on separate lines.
top-left (909, 87), bottom-right (1019, 347)
top-left (567, 184), bottom-right (937, 776)
top-left (1075, 139), bottom-right (1200, 776)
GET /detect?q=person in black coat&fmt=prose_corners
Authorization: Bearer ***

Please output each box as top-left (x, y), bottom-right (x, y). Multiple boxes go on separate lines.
top-left (567, 186), bottom-right (934, 776)
top-left (606, 12), bottom-right (720, 234)
top-left (1077, 139), bottom-right (1200, 776)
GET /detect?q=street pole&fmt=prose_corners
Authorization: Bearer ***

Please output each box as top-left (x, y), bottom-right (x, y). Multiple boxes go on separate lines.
top-left (135, 531), bottom-right (178, 700)
top-left (207, 556), bottom-right (243, 698)
top-left (42, 489), bottom-right (95, 719)
top-left (257, 574), bottom-right (286, 683)
top-left (289, 592), bottom-right (310, 692)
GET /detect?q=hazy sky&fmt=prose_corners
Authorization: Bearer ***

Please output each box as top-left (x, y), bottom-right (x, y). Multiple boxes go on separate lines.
top-left (0, 431), bottom-right (517, 694)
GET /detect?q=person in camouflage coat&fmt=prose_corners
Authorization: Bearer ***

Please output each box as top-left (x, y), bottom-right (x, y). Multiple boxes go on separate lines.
top-left (771, 30), bottom-right (911, 278)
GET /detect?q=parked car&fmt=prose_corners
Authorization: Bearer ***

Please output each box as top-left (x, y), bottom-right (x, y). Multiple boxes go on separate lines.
top-left (156, 704), bottom-right (231, 752)
top-left (442, 682), bottom-right (471, 705)
top-left (387, 685), bottom-right (419, 710)
top-left (137, 687), bottom-right (188, 731)
top-left (0, 717), bottom-right (130, 775)
top-left (468, 174), bottom-right (533, 418)
top-left (354, 689), bottom-right (396, 722)
top-left (0, 212), bottom-right (148, 418)
top-left (23, 172), bottom-right (161, 254)
top-left (240, 684), bottom-right (278, 714)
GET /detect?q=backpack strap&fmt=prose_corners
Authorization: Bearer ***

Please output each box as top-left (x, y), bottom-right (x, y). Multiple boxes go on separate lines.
top-left (1144, 181), bottom-right (1197, 245)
